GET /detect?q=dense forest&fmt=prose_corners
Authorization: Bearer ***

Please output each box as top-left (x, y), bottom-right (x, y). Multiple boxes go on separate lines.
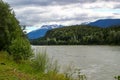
top-left (30, 25), bottom-right (120, 45)
top-left (0, 0), bottom-right (32, 61)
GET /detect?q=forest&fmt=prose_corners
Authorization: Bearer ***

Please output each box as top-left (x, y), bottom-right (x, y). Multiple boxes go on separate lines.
top-left (30, 25), bottom-right (120, 45)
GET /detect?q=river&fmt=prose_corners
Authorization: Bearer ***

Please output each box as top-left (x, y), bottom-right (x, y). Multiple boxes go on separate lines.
top-left (32, 45), bottom-right (120, 80)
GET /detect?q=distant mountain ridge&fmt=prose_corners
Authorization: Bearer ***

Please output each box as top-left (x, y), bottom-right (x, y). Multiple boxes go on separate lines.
top-left (88, 19), bottom-right (120, 28)
top-left (27, 19), bottom-right (120, 39)
top-left (27, 24), bottom-right (63, 39)
top-left (30, 25), bottom-right (120, 45)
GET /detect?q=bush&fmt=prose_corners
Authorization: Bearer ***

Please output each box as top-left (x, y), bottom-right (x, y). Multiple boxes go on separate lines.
top-left (9, 37), bottom-right (32, 62)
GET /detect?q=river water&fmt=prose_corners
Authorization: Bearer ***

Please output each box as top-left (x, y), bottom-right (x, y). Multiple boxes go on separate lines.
top-left (32, 45), bottom-right (120, 80)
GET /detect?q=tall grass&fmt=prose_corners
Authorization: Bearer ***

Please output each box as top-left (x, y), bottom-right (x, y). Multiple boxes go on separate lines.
top-left (32, 52), bottom-right (49, 72)
top-left (31, 49), bottom-right (60, 73)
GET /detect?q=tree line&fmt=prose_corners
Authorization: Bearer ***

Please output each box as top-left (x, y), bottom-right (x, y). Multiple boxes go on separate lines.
top-left (30, 25), bottom-right (120, 45)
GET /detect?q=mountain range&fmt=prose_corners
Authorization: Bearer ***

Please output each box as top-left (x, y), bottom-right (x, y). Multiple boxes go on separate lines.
top-left (27, 19), bottom-right (120, 39)
top-left (27, 24), bottom-right (63, 39)
top-left (88, 19), bottom-right (120, 27)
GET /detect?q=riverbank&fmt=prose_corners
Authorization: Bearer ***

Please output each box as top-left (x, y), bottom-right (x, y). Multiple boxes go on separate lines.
top-left (0, 51), bottom-right (85, 80)
top-left (0, 51), bottom-right (67, 80)
top-left (0, 51), bottom-right (37, 79)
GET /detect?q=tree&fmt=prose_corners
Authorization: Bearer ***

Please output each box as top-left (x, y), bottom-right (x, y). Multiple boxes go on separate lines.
top-left (0, 0), bottom-right (20, 50)
top-left (0, 0), bottom-right (32, 61)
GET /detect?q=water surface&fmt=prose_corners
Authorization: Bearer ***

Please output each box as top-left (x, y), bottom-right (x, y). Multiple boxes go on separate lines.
top-left (33, 45), bottom-right (120, 80)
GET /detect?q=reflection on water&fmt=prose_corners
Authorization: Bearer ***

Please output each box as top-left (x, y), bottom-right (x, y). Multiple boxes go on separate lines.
top-left (32, 45), bottom-right (120, 80)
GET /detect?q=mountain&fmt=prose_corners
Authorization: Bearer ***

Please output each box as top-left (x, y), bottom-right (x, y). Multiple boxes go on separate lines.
top-left (30, 25), bottom-right (120, 45)
top-left (27, 24), bottom-right (63, 39)
top-left (27, 19), bottom-right (120, 39)
top-left (88, 19), bottom-right (120, 28)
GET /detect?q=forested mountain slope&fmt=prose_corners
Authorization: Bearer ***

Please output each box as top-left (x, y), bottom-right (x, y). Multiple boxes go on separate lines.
top-left (30, 25), bottom-right (120, 45)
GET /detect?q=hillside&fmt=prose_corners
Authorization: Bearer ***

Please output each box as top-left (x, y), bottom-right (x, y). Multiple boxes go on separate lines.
top-left (30, 25), bottom-right (120, 45)
top-left (88, 19), bottom-right (120, 28)
top-left (27, 19), bottom-right (120, 40)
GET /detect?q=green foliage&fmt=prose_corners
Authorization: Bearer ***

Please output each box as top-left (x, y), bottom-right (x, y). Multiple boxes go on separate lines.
top-left (0, 0), bottom-right (32, 61)
top-left (0, 51), bottom-right (65, 80)
top-left (9, 37), bottom-right (32, 62)
top-left (115, 76), bottom-right (120, 80)
top-left (30, 25), bottom-right (120, 45)
top-left (0, 0), bottom-right (22, 50)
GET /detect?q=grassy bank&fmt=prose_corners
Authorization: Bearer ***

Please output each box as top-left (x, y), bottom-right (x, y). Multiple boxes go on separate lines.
top-left (0, 51), bottom-right (35, 80)
top-left (0, 51), bottom-right (87, 80)
top-left (0, 51), bottom-right (65, 80)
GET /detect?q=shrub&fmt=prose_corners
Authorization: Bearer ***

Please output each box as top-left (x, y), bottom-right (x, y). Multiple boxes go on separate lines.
top-left (9, 37), bottom-right (32, 62)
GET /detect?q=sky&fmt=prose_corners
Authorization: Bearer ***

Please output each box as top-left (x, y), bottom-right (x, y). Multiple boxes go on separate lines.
top-left (4, 0), bottom-right (120, 32)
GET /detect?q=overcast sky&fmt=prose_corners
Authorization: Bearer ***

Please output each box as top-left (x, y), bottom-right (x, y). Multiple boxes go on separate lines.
top-left (4, 0), bottom-right (120, 28)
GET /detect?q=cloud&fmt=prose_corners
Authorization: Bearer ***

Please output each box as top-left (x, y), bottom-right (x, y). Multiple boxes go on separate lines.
top-left (4, 0), bottom-right (97, 7)
top-left (5, 0), bottom-right (120, 7)
top-left (4, 0), bottom-right (120, 28)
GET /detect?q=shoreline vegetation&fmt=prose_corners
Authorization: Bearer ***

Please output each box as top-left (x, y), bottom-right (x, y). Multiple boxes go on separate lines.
top-left (0, 51), bottom-right (87, 80)
top-left (30, 25), bottom-right (120, 45)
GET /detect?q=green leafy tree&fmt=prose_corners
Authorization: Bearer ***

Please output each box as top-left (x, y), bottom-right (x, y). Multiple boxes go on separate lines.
top-left (0, 0), bottom-right (21, 50)
top-left (0, 0), bottom-right (32, 61)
